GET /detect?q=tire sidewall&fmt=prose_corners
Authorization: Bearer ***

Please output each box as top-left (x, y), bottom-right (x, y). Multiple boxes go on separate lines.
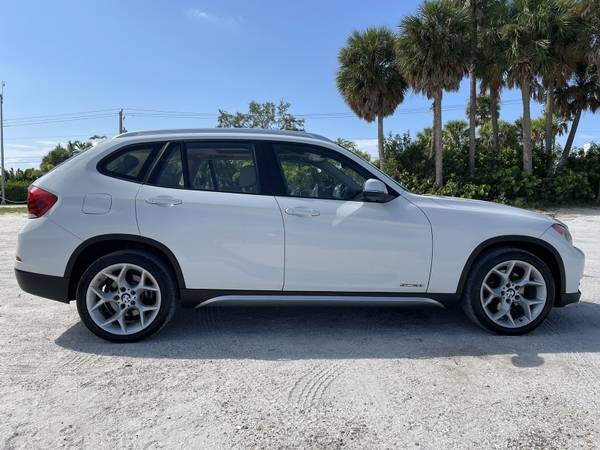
top-left (76, 251), bottom-right (176, 342)
top-left (466, 249), bottom-right (555, 335)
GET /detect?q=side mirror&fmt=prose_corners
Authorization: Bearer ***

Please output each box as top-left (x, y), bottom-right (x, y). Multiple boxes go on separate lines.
top-left (361, 179), bottom-right (392, 203)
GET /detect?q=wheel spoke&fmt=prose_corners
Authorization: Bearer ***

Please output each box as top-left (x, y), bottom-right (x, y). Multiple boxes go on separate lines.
top-left (135, 270), bottom-right (159, 293)
top-left (101, 271), bottom-right (118, 282)
top-left (505, 310), bottom-right (516, 327)
top-left (491, 308), bottom-right (507, 321)
top-left (520, 300), bottom-right (533, 321)
top-left (522, 297), bottom-right (545, 306)
top-left (117, 264), bottom-right (129, 287)
top-left (522, 280), bottom-right (545, 287)
top-left (101, 309), bottom-right (124, 327)
top-left (90, 298), bottom-right (111, 312)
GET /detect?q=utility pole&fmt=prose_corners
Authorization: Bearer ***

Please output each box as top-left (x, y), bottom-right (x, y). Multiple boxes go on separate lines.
top-left (0, 82), bottom-right (5, 205)
top-left (118, 109), bottom-right (124, 134)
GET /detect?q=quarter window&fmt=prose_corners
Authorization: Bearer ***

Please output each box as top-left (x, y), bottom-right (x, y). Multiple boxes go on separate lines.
top-left (274, 144), bottom-right (368, 200)
top-left (101, 145), bottom-right (156, 181)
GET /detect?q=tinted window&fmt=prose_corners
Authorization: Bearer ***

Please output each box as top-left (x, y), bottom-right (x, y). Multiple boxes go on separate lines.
top-left (102, 145), bottom-right (155, 180)
top-left (149, 144), bottom-right (184, 188)
top-left (274, 145), bottom-right (368, 200)
top-left (186, 143), bottom-right (259, 194)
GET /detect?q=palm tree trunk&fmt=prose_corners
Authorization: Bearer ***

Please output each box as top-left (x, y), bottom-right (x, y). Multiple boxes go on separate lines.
top-left (521, 77), bottom-right (533, 174)
top-left (557, 108), bottom-right (581, 171)
top-left (490, 87), bottom-right (500, 154)
top-left (544, 80), bottom-right (555, 154)
top-left (433, 90), bottom-right (443, 187)
top-left (469, 69), bottom-right (477, 178)
top-left (377, 115), bottom-right (384, 163)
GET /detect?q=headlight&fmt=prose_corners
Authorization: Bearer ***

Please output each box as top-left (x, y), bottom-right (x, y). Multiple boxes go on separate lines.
top-left (551, 222), bottom-right (573, 245)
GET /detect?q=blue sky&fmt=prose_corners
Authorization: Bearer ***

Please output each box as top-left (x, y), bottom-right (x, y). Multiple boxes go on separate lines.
top-left (1, 0), bottom-right (598, 169)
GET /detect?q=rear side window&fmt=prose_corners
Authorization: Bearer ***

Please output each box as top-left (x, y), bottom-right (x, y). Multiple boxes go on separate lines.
top-left (100, 144), bottom-right (157, 181)
top-left (185, 142), bottom-right (259, 194)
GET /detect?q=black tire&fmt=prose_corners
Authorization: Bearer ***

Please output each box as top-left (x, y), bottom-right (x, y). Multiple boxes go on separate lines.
top-left (76, 250), bottom-right (176, 342)
top-left (461, 247), bottom-right (555, 335)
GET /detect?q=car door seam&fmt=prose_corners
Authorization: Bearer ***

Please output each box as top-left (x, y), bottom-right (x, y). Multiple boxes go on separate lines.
top-left (273, 196), bottom-right (287, 291)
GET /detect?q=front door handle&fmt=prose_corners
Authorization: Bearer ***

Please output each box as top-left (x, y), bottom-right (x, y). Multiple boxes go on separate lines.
top-left (146, 196), bottom-right (183, 207)
top-left (284, 207), bottom-right (320, 217)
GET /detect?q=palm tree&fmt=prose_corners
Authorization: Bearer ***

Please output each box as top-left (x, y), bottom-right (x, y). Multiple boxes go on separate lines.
top-left (501, 0), bottom-right (552, 174)
top-left (477, 0), bottom-right (509, 154)
top-left (538, 0), bottom-right (579, 155)
top-left (336, 27), bottom-right (407, 163)
top-left (461, 0), bottom-right (491, 178)
top-left (555, 63), bottom-right (600, 169)
top-left (397, 0), bottom-right (469, 187)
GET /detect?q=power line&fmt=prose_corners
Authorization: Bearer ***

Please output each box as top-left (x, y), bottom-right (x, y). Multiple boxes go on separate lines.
top-left (3, 108), bottom-right (119, 122)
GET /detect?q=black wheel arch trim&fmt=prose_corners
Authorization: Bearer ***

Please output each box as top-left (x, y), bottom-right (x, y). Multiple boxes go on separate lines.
top-left (64, 234), bottom-right (187, 295)
top-left (456, 235), bottom-right (566, 297)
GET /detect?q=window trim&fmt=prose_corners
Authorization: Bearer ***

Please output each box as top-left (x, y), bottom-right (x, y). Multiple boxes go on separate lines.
top-left (269, 141), bottom-right (398, 202)
top-left (97, 142), bottom-right (165, 183)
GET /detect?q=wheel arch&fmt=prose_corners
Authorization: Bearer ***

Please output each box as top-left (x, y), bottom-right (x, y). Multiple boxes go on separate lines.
top-left (65, 234), bottom-right (185, 300)
top-left (457, 235), bottom-right (566, 303)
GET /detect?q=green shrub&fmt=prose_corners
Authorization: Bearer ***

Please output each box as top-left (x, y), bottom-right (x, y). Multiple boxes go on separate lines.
top-left (5, 180), bottom-right (30, 203)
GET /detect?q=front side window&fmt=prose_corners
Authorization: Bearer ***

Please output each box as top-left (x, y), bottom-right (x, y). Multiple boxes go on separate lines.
top-left (101, 145), bottom-right (156, 181)
top-left (186, 142), bottom-right (259, 194)
top-left (274, 144), bottom-right (368, 200)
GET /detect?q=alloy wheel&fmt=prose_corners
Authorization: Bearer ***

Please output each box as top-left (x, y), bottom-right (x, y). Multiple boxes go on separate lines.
top-left (86, 263), bottom-right (162, 335)
top-left (480, 259), bottom-right (547, 329)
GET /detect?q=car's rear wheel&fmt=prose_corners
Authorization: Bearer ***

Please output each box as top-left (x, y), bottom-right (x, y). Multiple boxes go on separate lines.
top-left (462, 248), bottom-right (555, 335)
top-left (76, 251), bottom-right (176, 342)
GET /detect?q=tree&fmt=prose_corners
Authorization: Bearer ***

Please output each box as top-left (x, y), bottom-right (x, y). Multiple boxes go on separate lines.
top-left (460, 0), bottom-right (491, 178)
top-left (217, 100), bottom-right (305, 131)
top-left (537, 0), bottom-right (580, 155)
top-left (501, 0), bottom-right (552, 174)
top-left (555, 63), bottom-right (600, 169)
top-left (336, 27), bottom-right (407, 163)
top-left (466, 94), bottom-right (500, 127)
top-left (334, 138), bottom-right (371, 161)
top-left (397, 0), bottom-right (470, 186)
top-left (477, 0), bottom-right (509, 154)
top-left (40, 140), bottom-right (93, 173)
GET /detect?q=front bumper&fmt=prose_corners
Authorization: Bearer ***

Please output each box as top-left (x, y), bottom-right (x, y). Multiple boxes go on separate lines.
top-left (15, 269), bottom-right (70, 303)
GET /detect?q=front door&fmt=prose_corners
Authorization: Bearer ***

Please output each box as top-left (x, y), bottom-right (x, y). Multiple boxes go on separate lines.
top-left (272, 143), bottom-right (432, 293)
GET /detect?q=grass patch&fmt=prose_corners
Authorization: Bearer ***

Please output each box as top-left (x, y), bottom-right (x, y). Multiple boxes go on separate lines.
top-left (0, 206), bottom-right (27, 215)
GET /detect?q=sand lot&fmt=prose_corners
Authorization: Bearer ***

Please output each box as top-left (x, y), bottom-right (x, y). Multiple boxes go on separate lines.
top-left (0, 209), bottom-right (599, 449)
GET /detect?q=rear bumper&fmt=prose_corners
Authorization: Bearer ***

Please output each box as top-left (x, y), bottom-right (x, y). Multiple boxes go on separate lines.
top-left (556, 290), bottom-right (581, 307)
top-left (15, 269), bottom-right (70, 303)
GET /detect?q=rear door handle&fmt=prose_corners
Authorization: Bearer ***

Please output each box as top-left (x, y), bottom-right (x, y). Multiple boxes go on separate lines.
top-left (146, 196), bottom-right (183, 207)
top-left (284, 207), bottom-right (320, 217)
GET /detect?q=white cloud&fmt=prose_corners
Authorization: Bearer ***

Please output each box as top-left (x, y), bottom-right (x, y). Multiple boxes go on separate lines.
top-left (352, 138), bottom-right (379, 159)
top-left (186, 9), bottom-right (243, 29)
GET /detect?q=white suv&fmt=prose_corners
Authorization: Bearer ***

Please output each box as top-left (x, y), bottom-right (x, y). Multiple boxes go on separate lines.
top-left (15, 129), bottom-right (585, 341)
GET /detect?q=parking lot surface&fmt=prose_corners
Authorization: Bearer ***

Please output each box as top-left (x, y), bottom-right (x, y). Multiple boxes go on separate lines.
top-left (1, 208), bottom-right (599, 449)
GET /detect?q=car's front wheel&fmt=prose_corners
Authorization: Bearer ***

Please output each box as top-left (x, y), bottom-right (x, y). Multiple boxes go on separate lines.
top-left (76, 251), bottom-right (176, 342)
top-left (462, 248), bottom-right (555, 335)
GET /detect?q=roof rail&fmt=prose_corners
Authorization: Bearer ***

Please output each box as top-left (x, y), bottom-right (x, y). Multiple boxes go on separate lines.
top-left (115, 128), bottom-right (333, 143)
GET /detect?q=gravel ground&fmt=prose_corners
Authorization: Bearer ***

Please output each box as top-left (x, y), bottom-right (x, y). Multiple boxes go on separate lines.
top-left (0, 208), bottom-right (599, 449)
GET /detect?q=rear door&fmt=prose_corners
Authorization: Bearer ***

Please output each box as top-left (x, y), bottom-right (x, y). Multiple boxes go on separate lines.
top-left (136, 141), bottom-right (284, 290)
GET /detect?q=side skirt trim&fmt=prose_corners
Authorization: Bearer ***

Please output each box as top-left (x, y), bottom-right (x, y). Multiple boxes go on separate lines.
top-left (180, 289), bottom-right (461, 308)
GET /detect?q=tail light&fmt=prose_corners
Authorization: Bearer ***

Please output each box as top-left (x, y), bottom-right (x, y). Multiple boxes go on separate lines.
top-left (27, 186), bottom-right (58, 218)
